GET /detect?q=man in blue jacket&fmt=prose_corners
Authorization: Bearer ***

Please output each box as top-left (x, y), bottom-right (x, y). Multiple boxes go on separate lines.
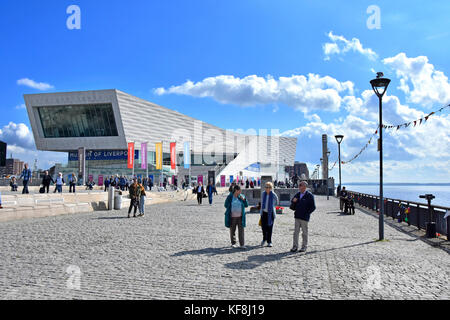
top-left (290, 181), bottom-right (316, 253)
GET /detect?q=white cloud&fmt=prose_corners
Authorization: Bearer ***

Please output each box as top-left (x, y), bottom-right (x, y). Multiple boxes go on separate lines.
top-left (0, 122), bottom-right (35, 149)
top-left (0, 122), bottom-right (66, 169)
top-left (383, 53), bottom-right (450, 106)
top-left (323, 31), bottom-right (378, 61)
top-left (17, 78), bottom-right (54, 91)
top-left (15, 104), bottom-right (26, 110)
top-left (155, 74), bottom-right (354, 113)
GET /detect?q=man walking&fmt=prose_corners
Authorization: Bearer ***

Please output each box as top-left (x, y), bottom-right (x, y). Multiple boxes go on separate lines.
top-left (41, 171), bottom-right (54, 193)
top-left (20, 163), bottom-right (32, 194)
top-left (290, 181), bottom-right (316, 253)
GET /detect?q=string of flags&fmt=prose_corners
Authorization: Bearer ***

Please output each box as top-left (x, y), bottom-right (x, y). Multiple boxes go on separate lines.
top-left (339, 104), bottom-right (450, 165)
top-left (329, 160), bottom-right (337, 171)
top-left (382, 104), bottom-right (450, 131)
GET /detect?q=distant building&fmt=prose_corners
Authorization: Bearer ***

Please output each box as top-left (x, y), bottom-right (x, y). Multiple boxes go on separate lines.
top-left (0, 140), bottom-right (6, 167)
top-left (0, 158), bottom-right (25, 177)
top-left (285, 161), bottom-right (310, 180)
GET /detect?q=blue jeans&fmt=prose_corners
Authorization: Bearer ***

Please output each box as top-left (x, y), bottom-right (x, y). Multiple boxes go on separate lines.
top-left (56, 185), bottom-right (63, 193)
top-left (22, 180), bottom-right (29, 194)
top-left (139, 196), bottom-right (146, 214)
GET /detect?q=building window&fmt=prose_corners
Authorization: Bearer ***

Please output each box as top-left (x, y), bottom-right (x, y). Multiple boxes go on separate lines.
top-left (37, 104), bottom-right (119, 138)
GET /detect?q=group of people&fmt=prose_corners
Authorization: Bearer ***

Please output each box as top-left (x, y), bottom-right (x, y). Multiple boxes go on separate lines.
top-left (338, 186), bottom-right (355, 215)
top-left (192, 182), bottom-right (217, 205)
top-left (224, 181), bottom-right (316, 252)
top-left (127, 178), bottom-right (147, 218)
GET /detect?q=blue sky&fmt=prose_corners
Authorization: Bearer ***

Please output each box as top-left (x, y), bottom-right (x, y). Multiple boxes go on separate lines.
top-left (1, 0), bottom-right (450, 182)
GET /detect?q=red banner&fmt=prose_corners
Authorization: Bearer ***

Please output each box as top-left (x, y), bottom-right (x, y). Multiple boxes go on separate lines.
top-left (170, 142), bottom-right (176, 169)
top-left (127, 142), bottom-right (135, 169)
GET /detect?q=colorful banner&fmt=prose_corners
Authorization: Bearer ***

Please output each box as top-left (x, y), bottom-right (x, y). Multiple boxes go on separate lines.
top-left (170, 142), bottom-right (176, 170)
top-left (198, 175), bottom-right (203, 185)
top-left (184, 142), bottom-right (190, 169)
top-left (220, 175), bottom-right (226, 187)
top-left (141, 142), bottom-right (148, 169)
top-left (155, 142), bottom-right (163, 170)
top-left (98, 175), bottom-right (104, 186)
top-left (127, 142), bottom-right (135, 169)
top-left (230, 175), bottom-right (234, 183)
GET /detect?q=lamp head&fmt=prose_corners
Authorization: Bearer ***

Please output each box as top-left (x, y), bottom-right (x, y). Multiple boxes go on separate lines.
top-left (370, 72), bottom-right (391, 98)
top-left (335, 135), bottom-right (344, 144)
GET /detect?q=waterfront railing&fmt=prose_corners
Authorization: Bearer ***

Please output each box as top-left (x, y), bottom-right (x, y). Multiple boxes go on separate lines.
top-left (347, 191), bottom-right (449, 240)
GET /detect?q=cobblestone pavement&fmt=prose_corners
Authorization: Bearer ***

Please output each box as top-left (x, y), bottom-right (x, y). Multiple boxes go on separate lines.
top-left (0, 194), bottom-right (448, 300)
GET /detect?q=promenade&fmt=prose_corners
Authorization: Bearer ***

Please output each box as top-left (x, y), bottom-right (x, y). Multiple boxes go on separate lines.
top-left (0, 194), bottom-right (448, 300)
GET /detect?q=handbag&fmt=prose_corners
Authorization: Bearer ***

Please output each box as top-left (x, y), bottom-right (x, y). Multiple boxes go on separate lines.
top-left (258, 217), bottom-right (262, 227)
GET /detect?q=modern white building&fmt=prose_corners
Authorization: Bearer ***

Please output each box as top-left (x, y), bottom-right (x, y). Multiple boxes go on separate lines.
top-left (24, 89), bottom-right (297, 185)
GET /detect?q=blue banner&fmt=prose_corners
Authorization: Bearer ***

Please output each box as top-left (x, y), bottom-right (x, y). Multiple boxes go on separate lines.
top-left (184, 142), bottom-right (190, 169)
top-left (69, 149), bottom-right (139, 161)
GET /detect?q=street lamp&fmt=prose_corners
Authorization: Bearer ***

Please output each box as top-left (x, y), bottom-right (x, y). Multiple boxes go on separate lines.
top-left (371, 72), bottom-right (391, 241)
top-left (335, 135), bottom-right (344, 196)
top-left (326, 150), bottom-right (331, 200)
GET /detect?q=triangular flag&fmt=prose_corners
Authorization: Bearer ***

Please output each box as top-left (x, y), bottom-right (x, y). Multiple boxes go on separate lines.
top-left (414, 121), bottom-right (417, 126)
top-left (397, 125), bottom-right (400, 130)
top-left (397, 211), bottom-right (401, 216)
top-left (425, 116), bottom-right (429, 122)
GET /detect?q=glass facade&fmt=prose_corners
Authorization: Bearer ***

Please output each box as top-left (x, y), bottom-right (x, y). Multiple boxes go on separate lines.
top-left (37, 104), bottom-right (118, 138)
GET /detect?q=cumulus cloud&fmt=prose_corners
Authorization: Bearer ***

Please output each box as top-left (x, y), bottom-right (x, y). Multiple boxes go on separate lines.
top-left (323, 31), bottom-right (378, 61)
top-left (0, 122), bottom-right (35, 149)
top-left (17, 78), bottom-right (54, 91)
top-left (383, 53), bottom-right (450, 106)
top-left (155, 74), bottom-right (354, 112)
top-left (0, 122), bottom-right (66, 169)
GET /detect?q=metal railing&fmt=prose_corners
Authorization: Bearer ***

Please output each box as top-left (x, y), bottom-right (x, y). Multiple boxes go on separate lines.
top-left (347, 190), bottom-right (450, 240)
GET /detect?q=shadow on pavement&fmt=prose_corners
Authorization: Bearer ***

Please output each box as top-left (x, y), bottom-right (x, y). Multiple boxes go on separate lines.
top-left (172, 245), bottom-right (261, 257)
top-left (224, 240), bottom-right (377, 270)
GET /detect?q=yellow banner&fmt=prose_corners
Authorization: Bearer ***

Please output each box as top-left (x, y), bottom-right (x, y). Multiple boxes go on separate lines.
top-left (155, 142), bottom-right (163, 170)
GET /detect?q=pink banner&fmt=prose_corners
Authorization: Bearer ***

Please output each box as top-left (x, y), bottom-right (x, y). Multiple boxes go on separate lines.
top-left (198, 175), bottom-right (203, 185)
top-left (141, 143), bottom-right (147, 169)
top-left (220, 175), bottom-right (225, 187)
top-left (98, 175), bottom-right (104, 186)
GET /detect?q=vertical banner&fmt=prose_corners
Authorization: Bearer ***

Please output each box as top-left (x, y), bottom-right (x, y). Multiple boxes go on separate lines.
top-left (98, 175), bottom-right (104, 186)
top-left (141, 142), bottom-right (148, 169)
top-left (198, 175), bottom-right (203, 185)
top-left (127, 142), bottom-right (135, 169)
top-left (155, 142), bottom-right (163, 170)
top-left (78, 147), bottom-right (85, 182)
top-left (184, 142), bottom-right (190, 169)
top-left (221, 175), bottom-right (226, 187)
top-left (230, 175), bottom-right (234, 183)
top-left (170, 142), bottom-right (176, 170)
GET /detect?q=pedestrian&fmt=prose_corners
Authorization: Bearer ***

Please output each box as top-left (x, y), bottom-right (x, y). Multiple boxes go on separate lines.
top-left (128, 177), bottom-right (141, 218)
top-left (104, 177), bottom-right (110, 192)
top-left (19, 163), bottom-right (32, 194)
top-left (290, 181), bottom-right (316, 253)
top-left (224, 185), bottom-right (248, 249)
top-left (137, 179), bottom-right (146, 217)
top-left (260, 182), bottom-right (279, 247)
top-left (207, 182), bottom-right (215, 206)
top-left (10, 176), bottom-right (18, 192)
top-left (69, 173), bottom-right (77, 193)
top-left (339, 186), bottom-right (348, 211)
top-left (41, 170), bottom-right (54, 193)
top-left (55, 172), bottom-right (64, 193)
top-left (250, 180), bottom-right (254, 189)
top-left (246, 179), bottom-right (250, 189)
top-left (196, 182), bottom-right (205, 205)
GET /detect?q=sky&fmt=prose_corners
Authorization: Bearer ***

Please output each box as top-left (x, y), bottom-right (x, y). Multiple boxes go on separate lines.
top-left (0, 0), bottom-right (449, 183)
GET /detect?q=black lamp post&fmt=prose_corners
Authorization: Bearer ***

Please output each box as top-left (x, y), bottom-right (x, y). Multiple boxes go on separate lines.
top-left (335, 135), bottom-right (344, 196)
top-left (370, 72), bottom-right (391, 241)
top-left (326, 151), bottom-right (331, 200)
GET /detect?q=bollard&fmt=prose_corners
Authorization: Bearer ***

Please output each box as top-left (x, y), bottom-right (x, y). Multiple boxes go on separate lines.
top-left (108, 186), bottom-right (114, 210)
top-left (419, 194), bottom-right (436, 238)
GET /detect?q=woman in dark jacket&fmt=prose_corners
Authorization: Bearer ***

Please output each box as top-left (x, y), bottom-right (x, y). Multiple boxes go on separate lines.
top-left (41, 171), bottom-right (54, 193)
top-left (224, 185), bottom-right (248, 249)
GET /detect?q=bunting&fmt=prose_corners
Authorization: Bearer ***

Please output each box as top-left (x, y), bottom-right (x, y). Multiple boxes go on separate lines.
top-left (339, 104), bottom-right (449, 165)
